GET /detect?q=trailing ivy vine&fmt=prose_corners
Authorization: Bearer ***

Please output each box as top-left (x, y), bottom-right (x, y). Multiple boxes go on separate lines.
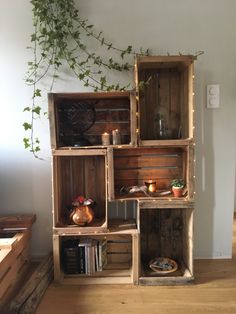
top-left (23, 0), bottom-right (149, 158)
top-left (24, 0), bottom-right (203, 158)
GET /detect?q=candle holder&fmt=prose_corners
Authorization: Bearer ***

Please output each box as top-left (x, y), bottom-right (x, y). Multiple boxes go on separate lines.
top-left (112, 129), bottom-right (121, 145)
top-left (101, 132), bottom-right (110, 146)
top-left (145, 180), bottom-right (157, 193)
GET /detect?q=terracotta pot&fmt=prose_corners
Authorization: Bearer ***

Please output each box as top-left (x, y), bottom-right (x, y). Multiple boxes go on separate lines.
top-left (172, 187), bottom-right (183, 197)
top-left (70, 205), bottom-right (94, 226)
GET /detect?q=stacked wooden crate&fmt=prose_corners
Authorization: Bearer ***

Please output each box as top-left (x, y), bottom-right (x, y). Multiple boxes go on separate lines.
top-left (49, 55), bottom-right (195, 285)
top-left (0, 215), bottom-right (36, 303)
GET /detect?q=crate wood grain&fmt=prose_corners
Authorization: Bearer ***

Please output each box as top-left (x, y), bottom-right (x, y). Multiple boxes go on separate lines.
top-left (52, 151), bottom-right (108, 232)
top-left (0, 215), bottom-right (36, 230)
top-left (112, 147), bottom-right (191, 200)
top-left (7, 254), bottom-right (53, 314)
top-left (48, 91), bottom-right (137, 149)
top-left (0, 231), bottom-right (31, 301)
top-left (53, 233), bottom-right (138, 285)
top-left (138, 206), bottom-right (193, 285)
top-left (135, 55), bottom-right (194, 145)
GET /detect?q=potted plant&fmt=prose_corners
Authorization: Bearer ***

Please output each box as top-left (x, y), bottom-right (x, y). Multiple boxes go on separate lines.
top-left (171, 179), bottom-right (185, 197)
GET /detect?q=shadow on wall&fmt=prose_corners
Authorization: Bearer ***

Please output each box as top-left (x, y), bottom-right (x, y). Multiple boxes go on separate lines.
top-left (0, 155), bottom-right (53, 257)
top-left (194, 66), bottom-right (215, 258)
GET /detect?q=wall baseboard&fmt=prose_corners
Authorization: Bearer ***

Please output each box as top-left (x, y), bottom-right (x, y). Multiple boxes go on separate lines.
top-left (194, 255), bottom-right (232, 260)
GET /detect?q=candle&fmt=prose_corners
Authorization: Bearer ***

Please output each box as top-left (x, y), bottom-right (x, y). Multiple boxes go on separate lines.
top-left (112, 129), bottom-right (121, 145)
top-left (101, 132), bottom-right (110, 146)
top-left (145, 180), bottom-right (157, 193)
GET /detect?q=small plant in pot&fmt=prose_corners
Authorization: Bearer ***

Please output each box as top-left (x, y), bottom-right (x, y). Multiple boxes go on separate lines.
top-left (171, 179), bottom-right (185, 197)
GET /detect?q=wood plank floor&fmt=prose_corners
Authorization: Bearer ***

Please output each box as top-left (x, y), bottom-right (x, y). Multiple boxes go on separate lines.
top-left (35, 215), bottom-right (236, 314)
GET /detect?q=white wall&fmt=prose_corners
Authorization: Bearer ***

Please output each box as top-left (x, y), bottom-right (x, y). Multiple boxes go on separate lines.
top-left (0, 0), bottom-right (235, 258)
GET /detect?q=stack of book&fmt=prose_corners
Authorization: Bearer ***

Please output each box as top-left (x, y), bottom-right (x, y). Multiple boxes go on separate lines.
top-left (63, 238), bottom-right (107, 275)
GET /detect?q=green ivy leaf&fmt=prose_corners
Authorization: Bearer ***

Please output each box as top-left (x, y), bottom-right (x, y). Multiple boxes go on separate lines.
top-left (33, 89), bottom-right (41, 97)
top-left (127, 45), bottom-right (132, 53)
top-left (32, 106), bottom-right (41, 115)
top-left (31, 33), bottom-right (37, 42)
top-left (23, 122), bottom-right (32, 131)
top-left (23, 138), bottom-right (30, 149)
top-left (23, 107), bottom-right (31, 112)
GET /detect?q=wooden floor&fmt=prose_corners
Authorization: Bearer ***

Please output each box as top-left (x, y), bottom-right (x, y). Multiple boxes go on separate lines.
top-left (36, 215), bottom-right (236, 314)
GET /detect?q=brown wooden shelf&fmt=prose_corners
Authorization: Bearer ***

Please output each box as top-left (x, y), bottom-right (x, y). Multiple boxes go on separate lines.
top-left (55, 144), bottom-right (134, 151)
top-left (108, 219), bottom-right (137, 234)
top-left (139, 262), bottom-right (193, 285)
top-left (139, 139), bottom-right (194, 147)
top-left (64, 263), bottom-right (132, 278)
top-left (50, 55), bottom-right (195, 286)
top-left (53, 218), bottom-right (107, 235)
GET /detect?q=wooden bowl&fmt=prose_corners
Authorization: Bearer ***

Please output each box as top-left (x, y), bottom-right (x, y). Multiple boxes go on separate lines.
top-left (149, 257), bottom-right (178, 274)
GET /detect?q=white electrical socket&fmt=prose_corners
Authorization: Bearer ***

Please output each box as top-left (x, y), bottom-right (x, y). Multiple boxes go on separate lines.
top-left (206, 84), bottom-right (220, 108)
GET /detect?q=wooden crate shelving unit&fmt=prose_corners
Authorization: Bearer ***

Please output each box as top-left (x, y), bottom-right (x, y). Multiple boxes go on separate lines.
top-left (49, 55), bottom-right (195, 285)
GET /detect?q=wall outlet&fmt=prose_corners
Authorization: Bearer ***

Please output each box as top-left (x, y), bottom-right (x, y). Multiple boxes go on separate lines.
top-left (206, 84), bottom-right (220, 108)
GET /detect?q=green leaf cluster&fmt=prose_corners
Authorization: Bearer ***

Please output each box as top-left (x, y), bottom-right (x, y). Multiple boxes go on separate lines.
top-left (171, 179), bottom-right (185, 188)
top-left (24, 0), bottom-right (151, 157)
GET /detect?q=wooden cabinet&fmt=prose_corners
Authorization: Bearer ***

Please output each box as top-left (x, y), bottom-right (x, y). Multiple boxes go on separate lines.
top-left (49, 55), bottom-right (195, 285)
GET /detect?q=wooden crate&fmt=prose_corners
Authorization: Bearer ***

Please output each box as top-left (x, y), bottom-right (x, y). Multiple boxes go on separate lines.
top-left (0, 231), bottom-right (31, 301)
top-left (48, 91), bottom-right (137, 149)
top-left (138, 203), bottom-right (193, 285)
top-left (53, 231), bottom-right (139, 284)
top-left (134, 56), bottom-right (194, 145)
top-left (6, 254), bottom-right (53, 314)
top-left (52, 149), bottom-right (108, 233)
top-left (108, 146), bottom-right (194, 201)
top-left (0, 214), bottom-right (36, 230)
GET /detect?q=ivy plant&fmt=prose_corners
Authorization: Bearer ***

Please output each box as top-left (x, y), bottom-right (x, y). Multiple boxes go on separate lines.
top-left (23, 0), bottom-right (150, 157)
top-left (24, 0), bottom-right (203, 158)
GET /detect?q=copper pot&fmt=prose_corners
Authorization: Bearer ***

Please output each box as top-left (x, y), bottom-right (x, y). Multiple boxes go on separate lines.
top-left (70, 205), bottom-right (94, 226)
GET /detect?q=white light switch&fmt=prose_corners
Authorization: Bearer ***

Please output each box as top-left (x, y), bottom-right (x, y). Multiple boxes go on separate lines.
top-left (207, 84), bottom-right (220, 108)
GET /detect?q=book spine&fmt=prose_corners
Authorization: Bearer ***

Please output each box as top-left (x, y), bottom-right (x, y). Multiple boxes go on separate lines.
top-left (78, 246), bottom-right (86, 274)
